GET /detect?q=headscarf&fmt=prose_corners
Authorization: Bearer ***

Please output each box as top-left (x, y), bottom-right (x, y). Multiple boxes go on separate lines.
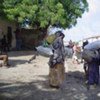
top-left (55, 31), bottom-right (65, 39)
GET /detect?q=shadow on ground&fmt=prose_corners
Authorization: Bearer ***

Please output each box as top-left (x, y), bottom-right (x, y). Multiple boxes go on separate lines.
top-left (8, 51), bottom-right (37, 57)
top-left (0, 71), bottom-right (100, 100)
top-left (9, 59), bottom-right (28, 67)
top-left (7, 51), bottom-right (49, 67)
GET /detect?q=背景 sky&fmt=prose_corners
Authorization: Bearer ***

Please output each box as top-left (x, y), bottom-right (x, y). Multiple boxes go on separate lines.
top-left (63, 0), bottom-right (100, 42)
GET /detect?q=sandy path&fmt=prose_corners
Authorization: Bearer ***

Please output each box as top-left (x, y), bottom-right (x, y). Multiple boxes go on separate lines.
top-left (0, 51), bottom-right (100, 100)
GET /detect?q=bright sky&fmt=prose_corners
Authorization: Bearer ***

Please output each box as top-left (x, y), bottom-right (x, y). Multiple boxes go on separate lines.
top-left (63, 0), bottom-right (100, 42)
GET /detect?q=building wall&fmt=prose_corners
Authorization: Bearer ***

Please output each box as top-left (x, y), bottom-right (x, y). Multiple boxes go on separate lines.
top-left (0, 19), bottom-right (16, 38)
top-left (0, 19), bottom-right (46, 50)
top-left (0, 19), bottom-right (17, 48)
top-left (20, 28), bottom-right (46, 49)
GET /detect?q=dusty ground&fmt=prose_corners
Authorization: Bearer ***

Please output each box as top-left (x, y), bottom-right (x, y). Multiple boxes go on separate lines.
top-left (0, 51), bottom-right (100, 100)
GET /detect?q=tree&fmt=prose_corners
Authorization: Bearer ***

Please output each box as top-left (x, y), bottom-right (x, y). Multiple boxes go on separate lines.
top-left (2, 0), bottom-right (88, 31)
top-left (0, 0), bottom-right (5, 18)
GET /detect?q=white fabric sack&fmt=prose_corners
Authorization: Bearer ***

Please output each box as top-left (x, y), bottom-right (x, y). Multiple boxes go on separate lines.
top-left (82, 49), bottom-right (96, 62)
top-left (36, 46), bottom-right (53, 56)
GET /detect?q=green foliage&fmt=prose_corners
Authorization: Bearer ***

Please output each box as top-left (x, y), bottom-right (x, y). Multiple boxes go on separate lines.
top-left (0, 0), bottom-right (5, 18)
top-left (1, 0), bottom-right (88, 29)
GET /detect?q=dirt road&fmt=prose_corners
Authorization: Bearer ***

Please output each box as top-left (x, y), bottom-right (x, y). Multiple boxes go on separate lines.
top-left (0, 51), bottom-right (100, 100)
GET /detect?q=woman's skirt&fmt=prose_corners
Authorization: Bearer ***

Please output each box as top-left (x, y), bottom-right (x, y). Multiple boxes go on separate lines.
top-left (49, 63), bottom-right (65, 87)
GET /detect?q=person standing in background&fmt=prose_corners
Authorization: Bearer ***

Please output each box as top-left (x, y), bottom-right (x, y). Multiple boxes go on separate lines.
top-left (72, 43), bottom-right (81, 64)
top-left (7, 26), bottom-right (12, 51)
top-left (1, 35), bottom-right (8, 52)
top-left (15, 28), bottom-right (22, 50)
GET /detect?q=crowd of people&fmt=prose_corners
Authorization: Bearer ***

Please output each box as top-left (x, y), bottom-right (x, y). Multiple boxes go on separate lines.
top-left (0, 30), bottom-right (100, 90)
top-left (48, 31), bottom-right (100, 90)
